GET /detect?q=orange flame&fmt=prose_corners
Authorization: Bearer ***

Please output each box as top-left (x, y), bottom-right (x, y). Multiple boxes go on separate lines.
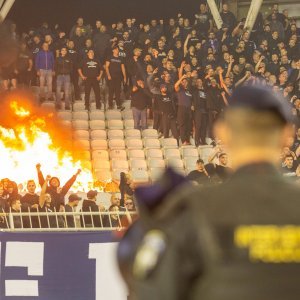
top-left (0, 90), bottom-right (93, 191)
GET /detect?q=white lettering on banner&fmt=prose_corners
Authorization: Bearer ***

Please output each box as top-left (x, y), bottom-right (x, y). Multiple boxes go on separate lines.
top-left (5, 242), bottom-right (44, 296)
top-left (89, 243), bottom-right (128, 300)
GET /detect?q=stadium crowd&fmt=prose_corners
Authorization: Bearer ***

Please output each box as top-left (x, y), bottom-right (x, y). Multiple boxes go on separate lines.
top-left (0, 165), bottom-right (136, 229)
top-left (0, 2), bottom-right (300, 228)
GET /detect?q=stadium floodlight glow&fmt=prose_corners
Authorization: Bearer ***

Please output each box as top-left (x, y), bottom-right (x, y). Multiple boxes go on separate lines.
top-left (0, 0), bottom-right (15, 21)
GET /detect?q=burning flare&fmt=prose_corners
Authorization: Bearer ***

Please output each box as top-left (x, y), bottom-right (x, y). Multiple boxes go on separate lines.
top-left (0, 91), bottom-right (93, 191)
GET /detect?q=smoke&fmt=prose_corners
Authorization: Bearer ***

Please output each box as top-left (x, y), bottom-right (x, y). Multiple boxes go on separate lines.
top-left (0, 20), bottom-right (18, 67)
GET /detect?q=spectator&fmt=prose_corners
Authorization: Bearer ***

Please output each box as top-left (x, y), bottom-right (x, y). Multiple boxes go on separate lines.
top-left (80, 190), bottom-right (104, 228)
top-left (186, 159), bottom-right (210, 185)
top-left (78, 49), bottom-right (103, 110)
top-left (65, 193), bottom-right (81, 228)
top-left (21, 180), bottom-right (39, 210)
top-left (131, 79), bottom-right (151, 130)
top-left (36, 163), bottom-right (81, 211)
top-left (105, 46), bottom-right (127, 110)
top-left (55, 47), bottom-right (73, 110)
top-left (175, 74), bottom-right (193, 145)
top-left (35, 42), bottom-right (55, 101)
top-left (16, 41), bottom-right (33, 87)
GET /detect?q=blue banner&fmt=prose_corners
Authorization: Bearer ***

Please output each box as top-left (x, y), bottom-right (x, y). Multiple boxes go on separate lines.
top-left (0, 231), bottom-right (127, 299)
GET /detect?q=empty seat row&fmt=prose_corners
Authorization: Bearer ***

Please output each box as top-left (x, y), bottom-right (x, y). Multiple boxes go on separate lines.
top-left (57, 110), bottom-right (134, 121)
top-left (73, 129), bottom-right (159, 140)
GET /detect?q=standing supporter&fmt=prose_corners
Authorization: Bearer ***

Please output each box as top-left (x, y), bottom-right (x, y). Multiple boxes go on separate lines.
top-left (65, 194), bottom-right (81, 228)
top-left (1, 62), bottom-right (17, 90)
top-left (93, 25), bottom-right (111, 62)
top-left (21, 180), bottom-right (39, 210)
top-left (55, 47), bottom-right (73, 110)
top-left (35, 42), bottom-right (55, 101)
top-left (192, 78), bottom-right (208, 146)
top-left (36, 163), bottom-right (81, 212)
top-left (105, 46), bottom-right (127, 110)
top-left (67, 40), bottom-right (80, 100)
top-left (80, 190), bottom-right (105, 228)
top-left (206, 78), bottom-right (223, 138)
top-left (158, 84), bottom-right (178, 140)
top-left (131, 79), bottom-right (151, 130)
top-left (78, 49), bottom-right (103, 110)
top-left (175, 74), bottom-right (193, 145)
top-left (16, 41), bottom-right (33, 87)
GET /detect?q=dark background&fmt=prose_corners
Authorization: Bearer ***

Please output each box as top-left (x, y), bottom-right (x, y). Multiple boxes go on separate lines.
top-left (7, 0), bottom-right (201, 32)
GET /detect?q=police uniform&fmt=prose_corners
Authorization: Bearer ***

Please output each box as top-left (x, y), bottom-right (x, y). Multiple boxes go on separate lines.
top-left (118, 86), bottom-right (300, 300)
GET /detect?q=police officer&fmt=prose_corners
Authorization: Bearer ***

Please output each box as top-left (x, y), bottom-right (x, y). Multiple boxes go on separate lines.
top-left (118, 85), bottom-right (300, 300)
top-left (78, 49), bottom-right (103, 110)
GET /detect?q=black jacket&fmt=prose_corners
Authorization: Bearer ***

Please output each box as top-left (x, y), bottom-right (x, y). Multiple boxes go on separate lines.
top-left (55, 55), bottom-right (73, 75)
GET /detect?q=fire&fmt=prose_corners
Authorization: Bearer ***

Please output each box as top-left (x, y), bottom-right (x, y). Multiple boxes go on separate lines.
top-left (0, 91), bottom-right (93, 191)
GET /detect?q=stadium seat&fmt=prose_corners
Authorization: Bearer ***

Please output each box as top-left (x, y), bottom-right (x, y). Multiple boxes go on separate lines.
top-left (73, 111), bottom-right (89, 120)
top-left (93, 160), bottom-right (110, 170)
top-left (143, 138), bottom-right (161, 149)
top-left (90, 130), bottom-right (107, 140)
top-left (166, 158), bottom-right (184, 169)
top-left (128, 149), bottom-right (145, 160)
top-left (94, 170), bottom-right (112, 181)
top-left (124, 119), bottom-right (134, 129)
top-left (125, 129), bottom-right (141, 139)
top-left (73, 140), bottom-right (90, 150)
top-left (73, 130), bottom-right (90, 140)
top-left (184, 157), bottom-right (199, 170)
top-left (181, 147), bottom-right (199, 158)
top-left (161, 138), bottom-right (178, 149)
top-left (164, 148), bottom-right (181, 159)
top-left (90, 111), bottom-right (105, 120)
top-left (145, 149), bottom-right (163, 159)
top-left (123, 101), bottom-right (131, 109)
top-left (57, 111), bottom-right (72, 121)
top-left (60, 120), bottom-right (72, 127)
top-left (72, 120), bottom-right (89, 130)
top-left (107, 129), bottom-right (124, 140)
top-left (130, 159), bottom-right (148, 171)
top-left (92, 150), bottom-right (109, 160)
top-left (73, 102), bottom-right (86, 111)
top-left (91, 140), bottom-right (108, 150)
top-left (73, 150), bottom-right (91, 161)
top-left (110, 149), bottom-right (127, 160)
top-left (148, 159), bottom-right (166, 169)
top-left (112, 169), bottom-right (128, 181)
top-left (122, 110), bottom-right (133, 120)
top-left (142, 129), bottom-right (158, 139)
top-left (108, 139), bottom-right (126, 150)
top-left (112, 160), bottom-right (129, 171)
top-left (126, 139), bottom-right (143, 149)
top-left (41, 102), bottom-right (55, 110)
top-left (107, 120), bottom-right (124, 130)
top-left (106, 110), bottom-right (122, 120)
top-left (130, 170), bottom-right (149, 183)
top-left (149, 168), bottom-right (165, 182)
top-left (89, 120), bottom-right (106, 130)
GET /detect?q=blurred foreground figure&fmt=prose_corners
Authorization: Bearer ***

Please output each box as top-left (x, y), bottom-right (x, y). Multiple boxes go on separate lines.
top-left (118, 85), bottom-right (300, 300)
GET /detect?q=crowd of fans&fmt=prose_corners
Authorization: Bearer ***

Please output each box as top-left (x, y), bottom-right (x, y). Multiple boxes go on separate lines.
top-left (1, 3), bottom-right (299, 143)
top-left (0, 165), bottom-right (137, 229)
top-left (0, 2), bottom-right (300, 228)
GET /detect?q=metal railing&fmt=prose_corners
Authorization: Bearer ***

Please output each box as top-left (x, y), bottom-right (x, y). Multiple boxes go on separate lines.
top-left (0, 208), bottom-right (138, 232)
